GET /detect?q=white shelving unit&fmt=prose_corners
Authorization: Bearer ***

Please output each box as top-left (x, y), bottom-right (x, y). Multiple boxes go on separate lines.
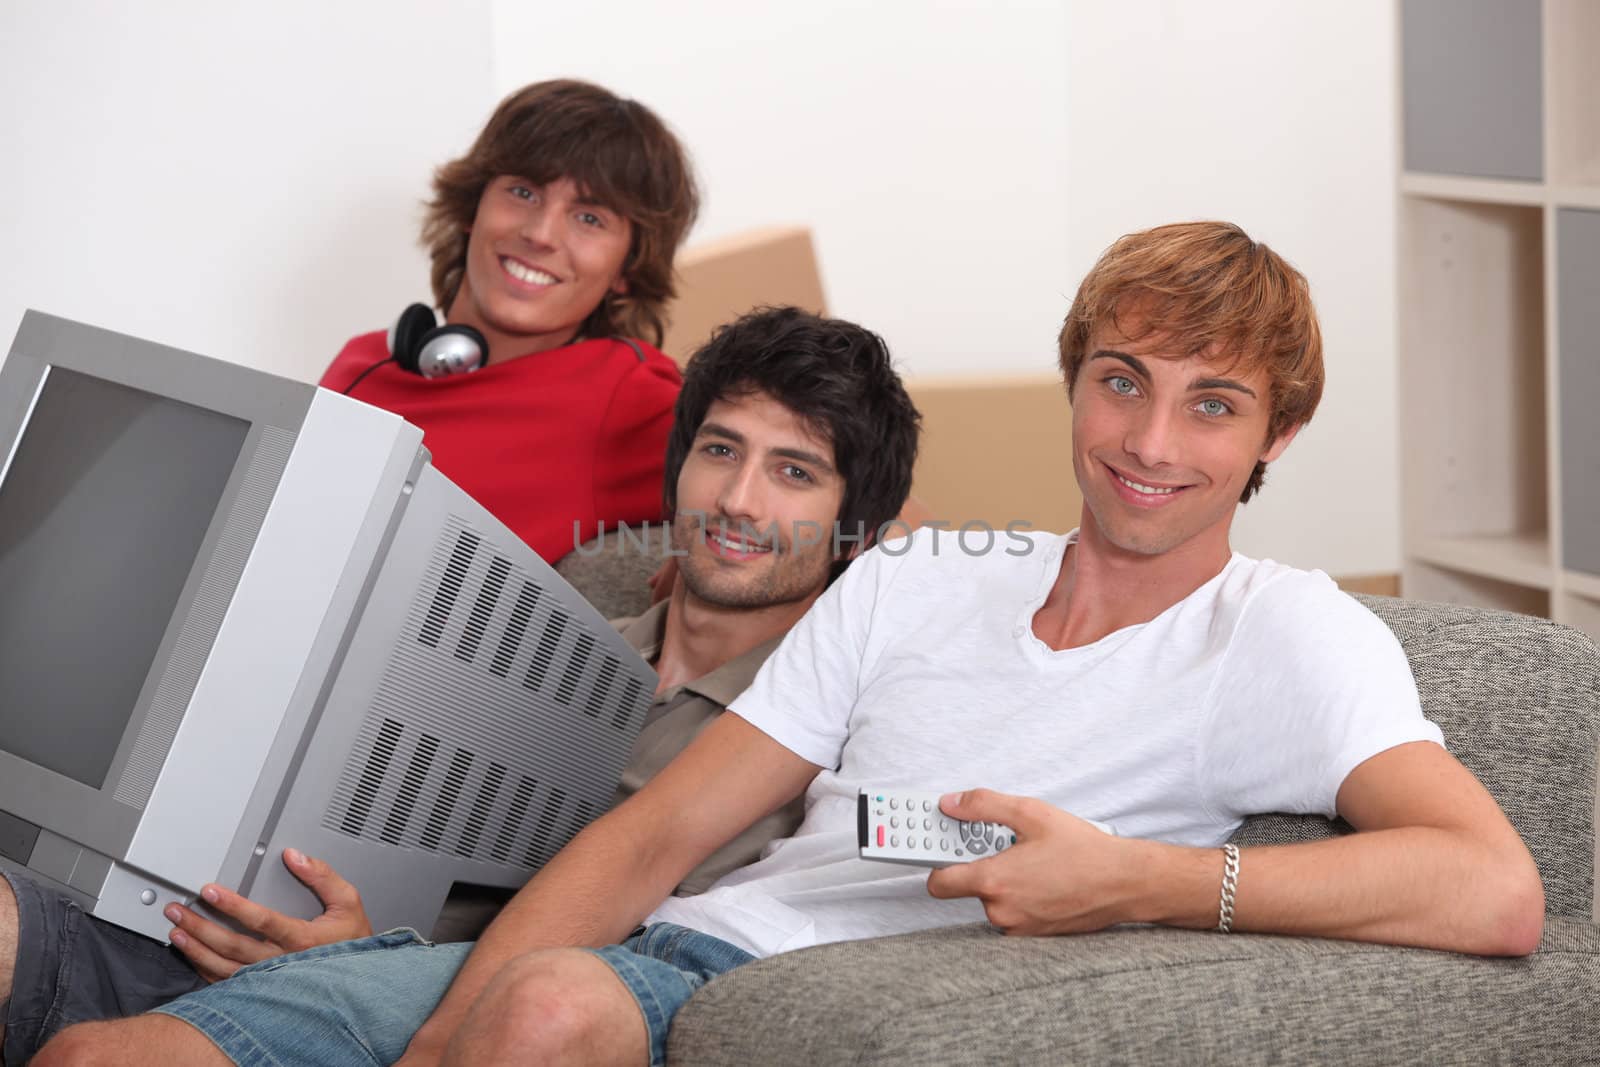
top-left (1398, 0), bottom-right (1600, 643)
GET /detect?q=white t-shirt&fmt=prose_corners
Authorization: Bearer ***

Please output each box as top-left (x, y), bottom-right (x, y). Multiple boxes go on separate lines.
top-left (647, 529), bottom-right (1443, 957)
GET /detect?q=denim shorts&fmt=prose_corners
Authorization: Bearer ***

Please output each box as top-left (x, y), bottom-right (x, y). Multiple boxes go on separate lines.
top-left (151, 922), bottom-right (753, 1066)
top-left (2, 869), bottom-right (208, 1064)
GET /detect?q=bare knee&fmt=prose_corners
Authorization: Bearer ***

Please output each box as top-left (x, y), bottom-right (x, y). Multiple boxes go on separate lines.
top-left (1, 873), bottom-right (17, 1001)
top-left (33, 1022), bottom-right (116, 1067)
top-left (450, 949), bottom-right (643, 1063)
top-left (35, 1016), bottom-right (230, 1067)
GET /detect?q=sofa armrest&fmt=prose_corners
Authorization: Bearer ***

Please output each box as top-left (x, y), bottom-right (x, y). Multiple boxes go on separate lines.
top-left (668, 919), bottom-right (1600, 1065)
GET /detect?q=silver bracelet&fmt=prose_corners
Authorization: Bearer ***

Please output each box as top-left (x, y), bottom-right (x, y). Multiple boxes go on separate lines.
top-left (1216, 843), bottom-right (1240, 933)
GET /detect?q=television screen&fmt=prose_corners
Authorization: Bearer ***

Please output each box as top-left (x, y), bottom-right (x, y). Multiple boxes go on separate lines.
top-left (0, 367), bottom-right (248, 788)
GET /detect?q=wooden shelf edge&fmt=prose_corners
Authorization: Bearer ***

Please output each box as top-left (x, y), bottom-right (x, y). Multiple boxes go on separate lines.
top-left (1400, 172), bottom-right (1546, 206)
top-left (1564, 570), bottom-right (1600, 601)
top-left (1551, 185), bottom-right (1600, 211)
top-left (1407, 536), bottom-right (1554, 590)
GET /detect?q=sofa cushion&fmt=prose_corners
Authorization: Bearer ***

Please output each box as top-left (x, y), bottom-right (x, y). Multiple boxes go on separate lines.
top-left (669, 918), bottom-right (1600, 1065)
top-left (554, 526), bottom-right (667, 621)
top-left (1234, 595), bottom-right (1599, 921)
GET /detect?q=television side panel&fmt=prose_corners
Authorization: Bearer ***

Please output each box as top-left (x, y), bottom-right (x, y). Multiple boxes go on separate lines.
top-left (240, 464), bottom-right (656, 933)
top-left (107, 390), bottom-right (423, 933)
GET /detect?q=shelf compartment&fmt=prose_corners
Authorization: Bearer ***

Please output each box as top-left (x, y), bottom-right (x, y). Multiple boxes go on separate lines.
top-left (1399, 198), bottom-right (1547, 548)
top-left (1547, 0), bottom-right (1600, 187)
top-left (1403, 561), bottom-right (1550, 618)
top-left (1410, 532), bottom-right (1553, 589)
top-left (1567, 570), bottom-right (1600, 601)
top-left (1400, 0), bottom-right (1542, 181)
top-left (1556, 207), bottom-right (1600, 576)
top-left (1556, 592), bottom-right (1600, 645)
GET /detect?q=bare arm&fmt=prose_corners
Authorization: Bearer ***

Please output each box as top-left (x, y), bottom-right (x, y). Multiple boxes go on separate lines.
top-left (929, 742), bottom-right (1544, 956)
top-left (404, 712), bottom-right (820, 1058)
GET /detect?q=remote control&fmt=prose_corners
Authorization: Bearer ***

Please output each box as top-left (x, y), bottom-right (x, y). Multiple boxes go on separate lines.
top-left (857, 789), bottom-right (1111, 868)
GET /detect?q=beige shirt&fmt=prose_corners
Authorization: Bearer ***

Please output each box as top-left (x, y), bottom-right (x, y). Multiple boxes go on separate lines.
top-left (613, 601), bottom-right (806, 896)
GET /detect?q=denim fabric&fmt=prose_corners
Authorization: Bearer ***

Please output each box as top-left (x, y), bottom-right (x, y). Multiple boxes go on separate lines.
top-left (591, 922), bottom-right (755, 1067)
top-left (1, 869), bottom-right (207, 1063)
top-left (152, 930), bottom-right (466, 1066)
top-left (149, 923), bottom-right (751, 1066)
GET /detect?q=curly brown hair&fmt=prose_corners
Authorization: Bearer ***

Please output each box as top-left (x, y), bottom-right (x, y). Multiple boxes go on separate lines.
top-left (421, 79), bottom-right (700, 347)
top-left (1057, 221), bottom-right (1324, 502)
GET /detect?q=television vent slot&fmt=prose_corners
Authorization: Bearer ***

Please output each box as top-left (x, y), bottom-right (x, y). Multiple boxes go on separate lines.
top-left (419, 532), bottom-right (480, 648)
top-left (420, 748), bottom-right (474, 851)
top-left (573, 800), bottom-right (599, 839)
top-left (340, 718), bottom-right (404, 836)
top-left (523, 615), bottom-right (568, 691)
top-left (380, 733), bottom-right (440, 845)
top-left (492, 777), bottom-right (538, 863)
top-left (556, 633), bottom-right (596, 706)
top-left (456, 762), bottom-right (507, 857)
top-left (490, 582), bottom-right (542, 677)
top-left (320, 513), bottom-right (658, 871)
top-left (583, 656), bottom-right (621, 722)
top-left (615, 677), bottom-right (647, 732)
top-left (455, 557), bottom-right (510, 663)
top-left (525, 787), bottom-right (567, 869)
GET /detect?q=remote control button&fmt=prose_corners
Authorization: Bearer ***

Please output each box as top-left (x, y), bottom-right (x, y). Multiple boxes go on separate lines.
top-left (938, 819), bottom-right (949, 832)
top-left (889, 798), bottom-right (898, 810)
top-left (923, 837), bottom-right (933, 850)
top-left (876, 807), bottom-right (884, 816)
top-left (877, 827), bottom-right (884, 847)
top-left (939, 839), bottom-right (949, 851)
top-left (968, 839), bottom-right (988, 855)
top-left (922, 800), bottom-right (932, 812)
top-left (890, 816), bottom-right (899, 828)
top-left (955, 848), bottom-right (965, 857)
top-left (995, 838), bottom-right (1009, 852)
top-left (981, 823), bottom-right (994, 843)
top-left (891, 835), bottom-right (900, 847)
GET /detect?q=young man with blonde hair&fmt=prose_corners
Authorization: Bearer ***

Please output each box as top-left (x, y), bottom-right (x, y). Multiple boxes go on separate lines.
top-left (33, 223), bottom-right (1542, 1067)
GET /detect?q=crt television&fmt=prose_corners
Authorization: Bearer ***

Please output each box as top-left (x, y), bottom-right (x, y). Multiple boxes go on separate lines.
top-left (0, 311), bottom-right (655, 941)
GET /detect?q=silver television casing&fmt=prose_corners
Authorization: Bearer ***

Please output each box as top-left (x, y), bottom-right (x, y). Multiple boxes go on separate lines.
top-left (0, 311), bottom-right (655, 941)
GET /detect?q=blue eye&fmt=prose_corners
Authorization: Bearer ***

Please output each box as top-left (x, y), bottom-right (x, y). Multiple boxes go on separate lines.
top-left (1198, 398), bottom-right (1231, 417)
top-left (1107, 376), bottom-right (1137, 395)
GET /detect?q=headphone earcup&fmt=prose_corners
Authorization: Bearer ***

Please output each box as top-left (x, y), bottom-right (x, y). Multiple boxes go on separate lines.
top-left (413, 324), bottom-right (489, 377)
top-left (388, 303), bottom-right (440, 373)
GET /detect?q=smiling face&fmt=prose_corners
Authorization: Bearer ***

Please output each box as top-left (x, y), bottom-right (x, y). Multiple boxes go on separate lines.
top-left (446, 175), bottom-right (632, 358)
top-left (671, 390), bottom-right (846, 611)
top-left (1070, 319), bottom-right (1299, 560)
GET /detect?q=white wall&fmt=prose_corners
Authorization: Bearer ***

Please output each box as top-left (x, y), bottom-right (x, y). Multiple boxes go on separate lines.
top-left (488, 0), bottom-right (1073, 380)
top-left (1063, 0), bottom-right (1399, 574)
top-left (1, 1), bottom-right (1399, 574)
top-left (0, 1), bottom-right (496, 383)
top-left (488, 0), bottom-right (1399, 575)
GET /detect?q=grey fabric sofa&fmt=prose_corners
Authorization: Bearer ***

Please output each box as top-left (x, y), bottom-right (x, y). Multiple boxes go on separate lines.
top-left (649, 595), bottom-right (1600, 1065)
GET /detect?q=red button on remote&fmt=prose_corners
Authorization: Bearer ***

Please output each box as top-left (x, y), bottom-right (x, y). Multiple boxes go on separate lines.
top-left (877, 826), bottom-right (885, 847)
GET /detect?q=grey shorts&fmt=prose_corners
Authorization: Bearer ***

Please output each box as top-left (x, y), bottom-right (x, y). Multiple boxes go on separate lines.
top-left (2, 869), bottom-right (206, 1063)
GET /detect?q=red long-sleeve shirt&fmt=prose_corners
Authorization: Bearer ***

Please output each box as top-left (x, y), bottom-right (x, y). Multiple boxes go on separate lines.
top-left (321, 330), bottom-right (680, 563)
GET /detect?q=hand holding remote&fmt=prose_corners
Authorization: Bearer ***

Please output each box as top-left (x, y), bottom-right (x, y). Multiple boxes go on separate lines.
top-left (923, 787), bottom-right (1135, 937)
top-left (858, 788), bottom-right (1112, 869)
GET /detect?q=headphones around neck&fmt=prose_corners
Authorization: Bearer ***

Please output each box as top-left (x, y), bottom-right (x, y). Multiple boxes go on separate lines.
top-left (341, 303), bottom-right (488, 395)
top-left (389, 303), bottom-right (489, 377)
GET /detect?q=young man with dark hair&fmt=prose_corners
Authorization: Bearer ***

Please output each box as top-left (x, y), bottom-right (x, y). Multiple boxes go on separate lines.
top-left (3, 306), bottom-right (919, 1064)
top-left (32, 224), bottom-right (1541, 1067)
